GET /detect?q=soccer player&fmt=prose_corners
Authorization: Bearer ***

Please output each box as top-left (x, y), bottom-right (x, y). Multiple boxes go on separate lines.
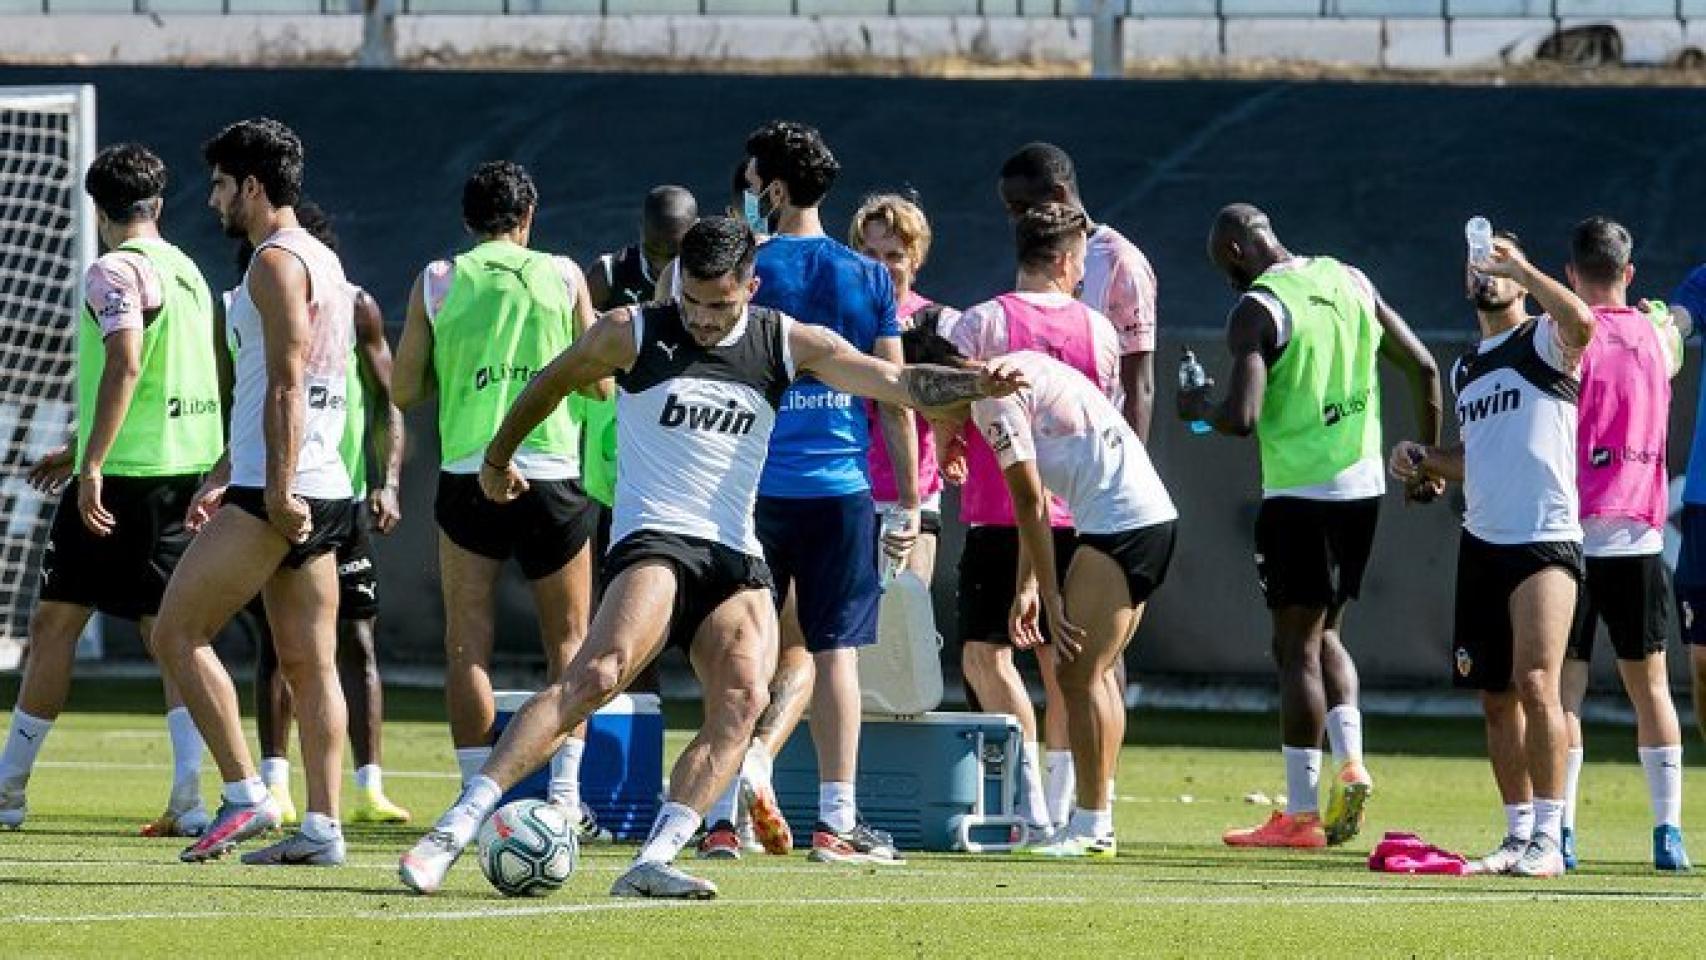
top-left (153, 118), bottom-right (358, 865)
top-left (1391, 233), bottom-right (1595, 877)
top-left (947, 202), bottom-right (1125, 839)
top-left (850, 192), bottom-right (955, 584)
top-left (915, 329), bottom-right (1178, 858)
top-left (397, 217), bottom-right (1020, 898)
top-left (1557, 217), bottom-right (1689, 871)
top-left (1179, 204), bottom-right (1441, 849)
top-left (1671, 260), bottom-right (1706, 755)
top-left (996, 142), bottom-right (1157, 439)
top-left (587, 185), bottom-right (697, 311)
top-left (580, 186), bottom-right (697, 581)
top-left (226, 203), bottom-right (411, 826)
top-left (995, 142), bottom-right (1158, 825)
top-left (0, 144), bottom-right (221, 836)
top-left (732, 120), bottom-right (920, 864)
top-left (393, 161), bottom-right (606, 839)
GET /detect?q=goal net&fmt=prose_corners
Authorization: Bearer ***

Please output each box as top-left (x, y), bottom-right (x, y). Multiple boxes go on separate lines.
top-left (0, 86), bottom-right (95, 670)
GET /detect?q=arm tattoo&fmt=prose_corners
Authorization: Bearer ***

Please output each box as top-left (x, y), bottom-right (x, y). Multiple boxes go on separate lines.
top-left (902, 365), bottom-right (985, 409)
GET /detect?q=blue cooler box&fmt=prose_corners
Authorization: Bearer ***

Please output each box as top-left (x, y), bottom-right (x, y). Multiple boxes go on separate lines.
top-left (493, 691), bottom-right (663, 841)
top-left (773, 711), bottom-right (1025, 852)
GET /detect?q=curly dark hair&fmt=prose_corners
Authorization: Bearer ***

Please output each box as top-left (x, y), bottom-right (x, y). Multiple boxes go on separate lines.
top-left (202, 118), bottom-right (304, 208)
top-left (745, 120), bottom-right (840, 210)
top-left (680, 216), bottom-right (757, 282)
top-left (85, 143), bottom-right (167, 224)
top-left (462, 160), bottom-right (538, 236)
top-left (1015, 202), bottom-right (1089, 270)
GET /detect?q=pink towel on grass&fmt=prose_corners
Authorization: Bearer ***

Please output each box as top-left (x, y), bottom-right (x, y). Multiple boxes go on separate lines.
top-left (1367, 831), bottom-right (1471, 876)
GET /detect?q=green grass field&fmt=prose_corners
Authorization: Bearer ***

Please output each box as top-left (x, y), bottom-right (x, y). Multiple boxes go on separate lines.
top-left (2, 680), bottom-right (1704, 959)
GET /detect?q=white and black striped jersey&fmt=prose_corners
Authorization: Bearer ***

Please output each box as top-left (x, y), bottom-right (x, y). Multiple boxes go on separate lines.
top-left (612, 303), bottom-right (795, 556)
top-left (1452, 316), bottom-right (1582, 545)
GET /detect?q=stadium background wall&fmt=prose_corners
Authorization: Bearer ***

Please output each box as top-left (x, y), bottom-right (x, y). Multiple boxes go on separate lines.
top-left (6, 66), bottom-right (1704, 688)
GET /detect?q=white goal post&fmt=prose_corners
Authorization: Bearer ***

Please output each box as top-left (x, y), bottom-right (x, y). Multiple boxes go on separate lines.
top-left (0, 84), bottom-right (97, 670)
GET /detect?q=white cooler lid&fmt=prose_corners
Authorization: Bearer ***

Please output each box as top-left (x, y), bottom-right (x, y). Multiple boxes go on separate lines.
top-left (492, 691), bottom-right (662, 716)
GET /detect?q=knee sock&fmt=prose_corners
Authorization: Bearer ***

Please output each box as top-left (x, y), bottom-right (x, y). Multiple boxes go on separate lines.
top-left (1639, 745), bottom-right (1683, 829)
top-left (0, 710), bottom-right (52, 791)
top-left (1044, 751), bottom-right (1075, 828)
top-left (636, 801), bottom-right (702, 865)
top-left (1324, 705), bottom-right (1364, 767)
top-left (1562, 746), bottom-right (1583, 832)
top-left (1282, 746), bottom-right (1322, 816)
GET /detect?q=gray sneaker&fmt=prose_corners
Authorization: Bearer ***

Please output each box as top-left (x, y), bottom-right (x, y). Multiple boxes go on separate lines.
top-left (610, 859), bottom-right (719, 900)
top-left (1471, 835), bottom-right (1529, 875)
top-left (240, 828), bottom-right (346, 866)
top-left (1511, 833), bottom-right (1566, 878)
top-left (0, 785), bottom-right (25, 830)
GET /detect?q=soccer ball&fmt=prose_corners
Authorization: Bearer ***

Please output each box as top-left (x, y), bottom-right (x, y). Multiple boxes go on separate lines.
top-left (476, 799), bottom-right (578, 897)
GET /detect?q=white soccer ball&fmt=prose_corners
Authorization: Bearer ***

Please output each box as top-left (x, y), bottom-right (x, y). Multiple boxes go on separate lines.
top-left (476, 799), bottom-right (578, 897)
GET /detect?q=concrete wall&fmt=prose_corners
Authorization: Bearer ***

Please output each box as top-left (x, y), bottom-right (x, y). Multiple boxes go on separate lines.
top-left (7, 13), bottom-right (1691, 70)
top-left (2, 67), bottom-right (1704, 688)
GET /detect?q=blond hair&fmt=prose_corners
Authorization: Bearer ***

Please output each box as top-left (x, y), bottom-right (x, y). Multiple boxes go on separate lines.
top-left (849, 193), bottom-right (932, 270)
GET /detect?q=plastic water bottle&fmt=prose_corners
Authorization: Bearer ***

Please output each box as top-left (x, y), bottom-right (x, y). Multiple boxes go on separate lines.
top-left (877, 508), bottom-right (910, 588)
top-left (1465, 216), bottom-right (1493, 266)
top-left (1178, 348), bottom-right (1212, 436)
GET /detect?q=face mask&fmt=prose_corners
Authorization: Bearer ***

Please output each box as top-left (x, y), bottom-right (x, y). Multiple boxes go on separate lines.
top-left (742, 188), bottom-right (771, 238)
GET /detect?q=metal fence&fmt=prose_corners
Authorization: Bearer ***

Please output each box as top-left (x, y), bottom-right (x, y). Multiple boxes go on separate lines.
top-left (9, 0), bottom-right (1705, 18)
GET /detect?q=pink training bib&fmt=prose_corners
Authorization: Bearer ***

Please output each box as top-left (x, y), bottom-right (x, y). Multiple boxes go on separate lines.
top-left (1576, 305), bottom-right (1669, 529)
top-left (959, 293), bottom-right (1098, 527)
top-left (865, 290), bottom-right (943, 504)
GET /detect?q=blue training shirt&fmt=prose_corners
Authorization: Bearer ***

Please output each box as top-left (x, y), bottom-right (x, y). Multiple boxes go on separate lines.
top-left (1677, 265), bottom-right (1706, 504)
top-left (754, 234), bottom-right (900, 498)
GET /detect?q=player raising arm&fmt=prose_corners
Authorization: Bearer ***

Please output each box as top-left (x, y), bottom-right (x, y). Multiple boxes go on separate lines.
top-left (399, 217), bottom-right (1021, 900)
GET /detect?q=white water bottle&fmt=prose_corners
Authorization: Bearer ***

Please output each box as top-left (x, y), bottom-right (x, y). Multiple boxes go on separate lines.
top-left (1465, 216), bottom-right (1493, 266)
top-left (877, 508), bottom-right (910, 588)
top-left (1179, 348), bottom-right (1212, 437)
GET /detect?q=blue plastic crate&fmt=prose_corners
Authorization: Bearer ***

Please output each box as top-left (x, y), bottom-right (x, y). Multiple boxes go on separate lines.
top-left (493, 691), bottom-right (663, 841)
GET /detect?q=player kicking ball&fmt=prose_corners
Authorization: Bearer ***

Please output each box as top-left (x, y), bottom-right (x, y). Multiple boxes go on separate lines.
top-left (908, 328), bottom-right (1177, 857)
top-left (398, 217), bottom-right (1022, 898)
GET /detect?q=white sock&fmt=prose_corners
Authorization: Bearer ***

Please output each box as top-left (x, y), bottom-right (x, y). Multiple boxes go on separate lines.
top-left (1044, 751), bottom-right (1075, 828)
top-left (1018, 742), bottom-right (1050, 828)
top-left (354, 764), bottom-right (382, 792)
top-left (437, 775), bottom-right (502, 847)
top-left (1562, 746), bottom-right (1583, 831)
top-left (1324, 705), bottom-right (1363, 766)
top-left (819, 781), bottom-right (856, 834)
top-left (222, 777), bottom-right (267, 806)
top-left (1067, 806), bottom-right (1114, 840)
top-left (1532, 797), bottom-right (1565, 843)
top-left (165, 707), bottom-right (203, 793)
top-left (455, 746), bottom-right (491, 786)
top-left (0, 710), bottom-right (53, 789)
top-left (1505, 801), bottom-right (1535, 841)
top-left (301, 811), bottom-right (342, 842)
top-left (550, 738), bottom-right (584, 810)
top-left (636, 801), bottom-right (702, 865)
top-left (1639, 745), bottom-right (1684, 829)
top-left (1282, 746), bottom-right (1322, 816)
top-left (741, 741), bottom-right (773, 792)
top-left (707, 780), bottom-right (741, 828)
top-left (260, 756), bottom-right (290, 788)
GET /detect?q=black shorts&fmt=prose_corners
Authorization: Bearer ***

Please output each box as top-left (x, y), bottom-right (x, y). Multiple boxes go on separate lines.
top-left (1673, 504), bottom-right (1706, 646)
top-left (602, 530), bottom-right (774, 652)
top-left (958, 525), bottom-right (1078, 646)
top-left (1254, 496), bottom-right (1380, 610)
top-left (756, 493), bottom-right (882, 653)
top-left (1567, 553), bottom-right (1669, 662)
top-left (38, 474), bottom-right (201, 620)
top-left (335, 515), bottom-right (379, 621)
top-left (1077, 521), bottom-right (1178, 607)
top-left (225, 486), bottom-right (357, 570)
top-left (434, 472), bottom-right (596, 581)
top-left (1452, 532), bottom-right (1583, 693)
